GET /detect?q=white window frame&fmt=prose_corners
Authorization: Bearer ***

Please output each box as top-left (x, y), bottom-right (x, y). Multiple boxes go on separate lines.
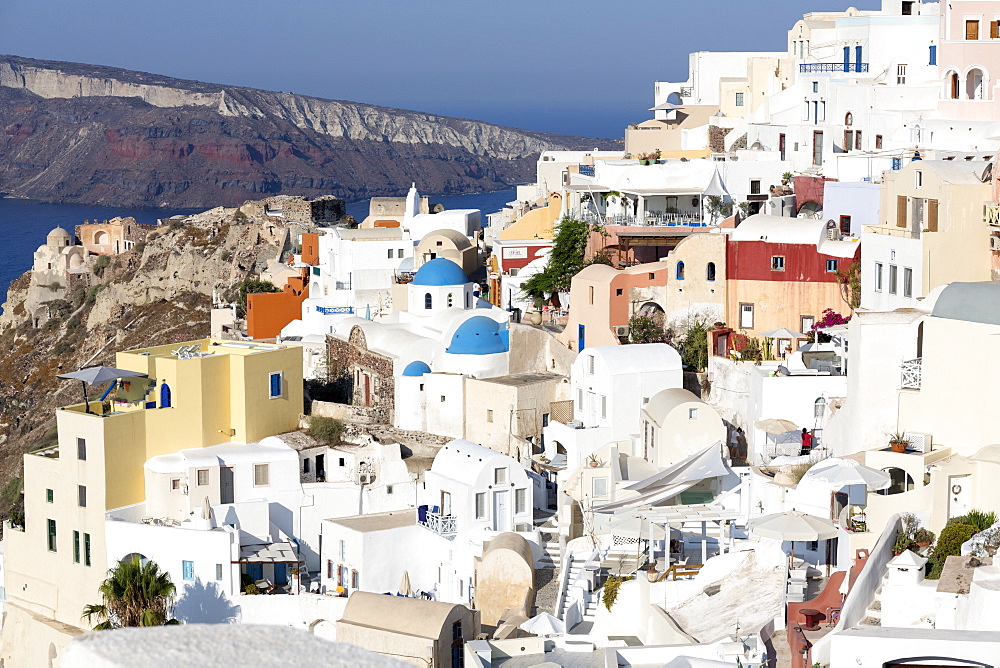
top-left (197, 469), bottom-right (209, 486)
top-left (268, 371), bottom-right (283, 399)
top-left (475, 492), bottom-right (487, 519)
top-left (494, 467), bottom-right (507, 485)
top-left (735, 91), bottom-right (745, 107)
top-left (254, 463), bottom-right (270, 487)
top-left (515, 488), bottom-right (526, 514)
top-left (740, 303), bottom-right (754, 329)
top-left (592, 477), bottom-right (609, 498)
top-left (875, 262), bottom-right (883, 292)
top-left (600, 395), bottom-right (607, 420)
top-left (903, 267), bottom-right (914, 298)
top-left (889, 264), bottom-right (898, 295)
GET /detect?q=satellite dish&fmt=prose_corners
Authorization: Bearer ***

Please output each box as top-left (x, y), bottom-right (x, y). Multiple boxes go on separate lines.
top-left (981, 162), bottom-right (993, 183)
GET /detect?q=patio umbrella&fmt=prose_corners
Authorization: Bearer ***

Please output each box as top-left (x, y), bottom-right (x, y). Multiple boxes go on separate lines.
top-left (58, 366), bottom-right (148, 414)
top-left (749, 510), bottom-right (838, 564)
top-left (805, 458), bottom-right (891, 491)
top-left (519, 611), bottom-right (566, 637)
top-left (754, 419), bottom-right (800, 435)
top-left (399, 570), bottom-right (412, 597)
top-left (759, 327), bottom-right (807, 340)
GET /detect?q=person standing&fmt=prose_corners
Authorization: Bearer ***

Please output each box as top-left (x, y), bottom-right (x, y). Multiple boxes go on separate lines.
top-left (800, 428), bottom-right (814, 456)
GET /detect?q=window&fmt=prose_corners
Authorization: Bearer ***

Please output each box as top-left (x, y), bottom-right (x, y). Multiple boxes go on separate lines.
top-left (706, 262), bottom-right (716, 281)
top-left (902, 0), bottom-right (913, 14)
top-left (592, 477), bottom-right (608, 498)
top-left (588, 355), bottom-right (595, 375)
top-left (813, 131), bottom-right (823, 166)
top-left (216, 564), bottom-right (223, 581)
top-left (676, 261), bottom-right (685, 280)
top-left (588, 286), bottom-right (594, 305)
top-left (440, 395), bottom-right (446, 403)
top-left (85, 533), bottom-right (91, 566)
top-left (688, 408), bottom-right (698, 419)
top-left (615, 288), bottom-right (623, 296)
top-left (855, 131), bottom-right (862, 150)
top-left (254, 463), bottom-right (270, 486)
top-left (750, 180), bottom-right (761, 195)
top-left (896, 196), bottom-right (908, 227)
top-left (875, 134), bottom-right (883, 149)
top-left (515, 488), bottom-right (526, 514)
top-left (648, 272), bottom-right (655, 280)
top-left (351, 570), bottom-right (359, 589)
top-left (889, 265), bottom-right (898, 294)
top-left (77, 437), bottom-right (87, 461)
top-left (740, 303), bottom-right (754, 329)
top-left (269, 372), bottom-right (283, 399)
top-left (897, 64), bottom-right (907, 85)
top-left (46, 488), bottom-right (53, 503)
top-left (387, 249), bottom-right (394, 259)
top-left (486, 409), bottom-right (493, 423)
top-left (73, 531), bottom-right (80, 563)
top-left (447, 293), bottom-right (453, 307)
top-left (339, 457), bottom-right (345, 467)
top-left (182, 560), bottom-right (194, 581)
top-left (927, 199), bottom-right (939, 232)
top-left (903, 267), bottom-right (913, 298)
top-left (801, 315), bottom-right (815, 332)
top-left (78, 485), bottom-right (87, 508)
top-left (399, 249), bottom-right (404, 257)
top-left (967, 19), bottom-right (980, 41)
top-left (494, 467), bottom-right (507, 485)
top-left (779, 133), bottom-right (786, 161)
top-left (47, 519), bottom-right (57, 552)
top-left (915, 170), bottom-right (923, 188)
top-left (735, 92), bottom-right (745, 107)
top-left (826, 259), bottom-right (838, 273)
top-left (339, 540), bottom-right (346, 561)
top-left (812, 81), bottom-right (819, 93)
top-left (844, 130), bottom-right (853, 152)
top-left (875, 262), bottom-right (884, 292)
top-left (386, 485), bottom-right (393, 494)
top-left (171, 478), bottom-right (180, 490)
top-left (197, 469), bottom-right (209, 486)
top-left (424, 293), bottom-right (432, 309)
top-left (929, 45), bottom-right (937, 65)
top-left (327, 560), bottom-right (333, 578)
top-left (475, 492), bottom-right (486, 519)
top-left (600, 395), bottom-right (607, 420)
top-left (771, 256), bottom-right (785, 271)
top-left (839, 215), bottom-right (851, 235)
top-left (303, 458), bottom-right (310, 474)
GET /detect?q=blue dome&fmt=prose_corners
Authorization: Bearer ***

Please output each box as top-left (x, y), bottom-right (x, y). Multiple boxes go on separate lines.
top-left (446, 316), bottom-right (510, 356)
top-left (401, 360), bottom-right (432, 377)
top-left (412, 258), bottom-right (469, 286)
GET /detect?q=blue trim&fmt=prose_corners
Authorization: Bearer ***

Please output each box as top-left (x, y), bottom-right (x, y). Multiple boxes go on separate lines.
top-left (160, 383), bottom-right (172, 409)
top-left (676, 261), bottom-right (685, 280)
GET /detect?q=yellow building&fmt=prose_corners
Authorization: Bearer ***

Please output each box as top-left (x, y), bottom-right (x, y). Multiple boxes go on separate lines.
top-left (1, 339), bottom-right (302, 666)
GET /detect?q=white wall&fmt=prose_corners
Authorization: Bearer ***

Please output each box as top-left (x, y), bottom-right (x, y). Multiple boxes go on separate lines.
top-left (860, 232), bottom-right (923, 311)
top-left (823, 181), bottom-right (880, 236)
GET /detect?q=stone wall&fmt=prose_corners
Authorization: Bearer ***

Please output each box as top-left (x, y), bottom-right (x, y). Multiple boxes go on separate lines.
top-left (325, 329), bottom-right (395, 425)
top-left (237, 195), bottom-right (344, 225)
top-left (708, 125), bottom-right (732, 154)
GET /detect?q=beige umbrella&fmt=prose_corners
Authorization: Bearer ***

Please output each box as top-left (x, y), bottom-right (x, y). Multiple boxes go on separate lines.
top-left (755, 419), bottom-right (800, 435)
top-left (201, 496), bottom-right (212, 520)
top-left (749, 510), bottom-right (838, 565)
top-left (399, 570), bottom-right (412, 597)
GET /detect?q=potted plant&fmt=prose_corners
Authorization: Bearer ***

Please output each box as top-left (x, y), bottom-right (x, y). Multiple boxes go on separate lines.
top-left (588, 454), bottom-right (600, 468)
top-left (889, 432), bottom-right (910, 453)
top-left (914, 528), bottom-right (935, 549)
top-left (782, 172), bottom-right (793, 186)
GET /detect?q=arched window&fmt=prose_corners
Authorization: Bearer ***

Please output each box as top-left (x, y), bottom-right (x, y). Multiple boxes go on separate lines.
top-left (845, 112), bottom-right (853, 126)
top-left (160, 383), bottom-right (172, 409)
top-left (424, 293), bottom-right (432, 309)
top-left (876, 467), bottom-right (915, 495)
top-left (676, 261), bottom-right (685, 280)
top-left (967, 68), bottom-right (986, 100)
top-left (706, 262), bottom-right (716, 281)
top-left (447, 293), bottom-right (454, 307)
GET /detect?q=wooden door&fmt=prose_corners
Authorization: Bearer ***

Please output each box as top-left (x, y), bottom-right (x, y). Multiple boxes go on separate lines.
top-left (967, 20), bottom-right (980, 40)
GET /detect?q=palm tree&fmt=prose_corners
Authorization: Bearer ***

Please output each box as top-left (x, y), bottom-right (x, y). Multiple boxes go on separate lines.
top-left (82, 555), bottom-right (178, 629)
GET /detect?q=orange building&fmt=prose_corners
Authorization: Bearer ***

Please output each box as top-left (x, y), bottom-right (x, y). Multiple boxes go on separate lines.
top-left (247, 270), bottom-right (310, 340)
top-left (301, 232), bottom-right (321, 266)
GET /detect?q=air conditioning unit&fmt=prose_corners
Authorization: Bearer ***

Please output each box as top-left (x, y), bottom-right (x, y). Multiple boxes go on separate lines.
top-left (615, 326), bottom-right (630, 338)
top-left (990, 235), bottom-right (1000, 251)
top-left (358, 474), bottom-right (370, 485)
top-left (567, 420), bottom-right (584, 429)
top-left (904, 432), bottom-right (933, 453)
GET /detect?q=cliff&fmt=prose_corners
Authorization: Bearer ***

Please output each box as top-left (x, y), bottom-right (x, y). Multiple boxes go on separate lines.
top-left (0, 55), bottom-right (614, 208)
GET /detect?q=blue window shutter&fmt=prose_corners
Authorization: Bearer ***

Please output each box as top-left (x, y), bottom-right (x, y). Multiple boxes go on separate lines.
top-left (929, 45), bottom-right (937, 66)
top-left (270, 373), bottom-right (281, 397)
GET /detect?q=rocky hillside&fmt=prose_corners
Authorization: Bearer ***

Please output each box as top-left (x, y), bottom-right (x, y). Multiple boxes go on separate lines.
top-left (0, 55), bottom-right (615, 208)
top-left (0, 203), bottom-right (296, 519)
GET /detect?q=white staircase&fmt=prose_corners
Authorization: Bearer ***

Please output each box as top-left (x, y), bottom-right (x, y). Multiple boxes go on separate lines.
top-left (536, 513), bottom-right (561, 570)
top-left (860, 573), bottom-right (887, 626)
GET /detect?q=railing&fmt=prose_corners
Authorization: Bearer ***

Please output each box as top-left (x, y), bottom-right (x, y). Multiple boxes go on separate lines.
top-left (679, 87), bottom-right (693, 97)
top-left (578, 210), bottom-right (709, 228)
top-left (653, 563), bottom-right (704, 581)
top-left (578, 164), bottom-right (595, 177)
top-left (900, 357), bottom-right (922, 389)
top-left (420, 512), bottom-right (457, 535)
top-left (985, 203), bottom-right (1000, 226)
top-left (799, 62), bottom-right (869, 73)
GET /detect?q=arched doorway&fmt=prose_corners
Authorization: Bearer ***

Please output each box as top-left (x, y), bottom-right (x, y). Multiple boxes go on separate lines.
top-left (967, 68), bottom-right (986, 100)
top-left (876, 468), bottom-right (915, 495)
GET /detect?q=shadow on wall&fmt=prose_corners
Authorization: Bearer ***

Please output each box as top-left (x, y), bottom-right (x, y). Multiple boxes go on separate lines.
top-left (174, 578), bottom-right (240, 623)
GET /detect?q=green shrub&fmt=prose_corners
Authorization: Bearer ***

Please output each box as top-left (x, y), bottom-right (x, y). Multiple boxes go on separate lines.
top-left (681, 321), bottom-right (709, 372)
top-left (602, 575), bottom-right (633, 611)
top-left (92, 255), bottom-right (110, 278)
top-left (308, 416), bottom-right (344, 444)
top-left (927, 523), bottom-right (978, 579)
top-left (85, 285), bottom-right (103, 304)
top-left (956, 509), bottom-right (997, 533)
top-left (244, 582), bottom-right (261, 595)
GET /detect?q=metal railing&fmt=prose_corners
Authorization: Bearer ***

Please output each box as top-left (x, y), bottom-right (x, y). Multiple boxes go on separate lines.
top-left (679, 87), bottom-right (693, 97)
top-left (420, 512), bottom-right (457, 535)
top-left (985, 204), bottom-right (1000, 226)
top-left (799, 62), bottom-right (869, 73)
top-left (577, 210), bottom-right (708, 227)
top-left (900, 358), bottom-right (922, 389)
top-left (578, 164), bottom-right (595, 177)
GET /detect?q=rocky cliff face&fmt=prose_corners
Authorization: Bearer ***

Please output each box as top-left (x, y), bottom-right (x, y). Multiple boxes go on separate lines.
top-left (0, 55), bottom-right (614, 208)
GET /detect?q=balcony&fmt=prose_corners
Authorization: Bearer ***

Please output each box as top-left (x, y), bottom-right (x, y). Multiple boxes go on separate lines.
top-left (799, 62), bottom-right (869, 73)
top-left (900, 357), bottom-right (922, 389)
top-left (985, 203), bottom-right (1000, 227)
top-left (578, 164), bottom-right (595, 177)
top-left (419, 509), bottom-right (456, 536)
top-left (679, 87), bottom-right (693, 97)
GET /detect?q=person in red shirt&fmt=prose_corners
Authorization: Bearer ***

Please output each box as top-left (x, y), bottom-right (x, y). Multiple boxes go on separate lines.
top-left (800, 428), bottom-right (814, 456)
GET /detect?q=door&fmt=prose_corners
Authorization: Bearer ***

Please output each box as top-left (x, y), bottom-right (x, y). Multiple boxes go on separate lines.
top-left (247, 563), bottom-right (263, 582)
top-left (948, 475), bottom-right (972, 519)
top-left (273, 563), bottom-right (288, 586)
top-left (492, 490), bottom-right (510, 531)
top-left (779, 133), bottom-right (786, 161)
top-left (220, 466), bottom-right (235, 504)
top-left (578, 324), bottom-right (586, 352)
top-left (842, 46), bottom-right (850, 72)
top-left (966, 19), bottom-right (980, 41)
top-left (586, 391), bottom-right (597, 426)
top-left (441, 491), bottom-right (452, 516)
top-left (316, 454), bottom-right (325, 481)
top-left (813, 131), bottom-right (824, 166)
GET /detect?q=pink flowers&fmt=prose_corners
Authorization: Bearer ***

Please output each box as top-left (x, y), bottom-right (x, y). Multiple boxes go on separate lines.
top-left (811, 308), bottom-right (851, 331)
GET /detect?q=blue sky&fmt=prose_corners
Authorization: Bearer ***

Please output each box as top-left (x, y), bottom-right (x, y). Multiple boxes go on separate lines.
top-left (0, 0), bottom-right (877, 138)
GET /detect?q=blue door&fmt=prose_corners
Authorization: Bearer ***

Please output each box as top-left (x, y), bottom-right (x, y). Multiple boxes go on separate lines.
top-left (578, 324), bottom-right (585, 352)
top-left (160, 383), bottom-right (171, 408)
top-left (855, 46), bottom-right (863, 72)
top-left (273, 563), bottom-right (288, 586)
top-left (843, 46), bottom-right (850, 72)
top-left (246, 563), bottom-right (263, 582)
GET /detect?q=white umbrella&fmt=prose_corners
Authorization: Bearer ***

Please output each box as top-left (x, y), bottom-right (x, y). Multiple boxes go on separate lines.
top-left (754, 419), bottom-right (800, 435)
top-left (749, 510), bottom-right (838, 564)
top-left (805, 458), bottom-right (891, 491)
top-left (399, 570), bottom-right (412, 597)
top-left (759, 327), bottom-right (807, 340)
top-left (519, 611), bottom-right (566, 637)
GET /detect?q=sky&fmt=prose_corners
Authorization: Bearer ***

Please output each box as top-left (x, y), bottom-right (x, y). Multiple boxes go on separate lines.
top-left (0, 0), bottom-right (878, 139)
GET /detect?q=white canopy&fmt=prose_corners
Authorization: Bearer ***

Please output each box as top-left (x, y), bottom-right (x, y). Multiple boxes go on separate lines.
top-left (749, 511), bottom-right (838, 542)
top-left (804, 458), bottom-right (891, 491)
top-left (519, 611), bottom-right (565, 637)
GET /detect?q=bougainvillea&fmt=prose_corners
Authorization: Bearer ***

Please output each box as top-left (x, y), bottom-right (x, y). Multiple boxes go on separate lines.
top-left (811, 308), bottom-right (851, 331)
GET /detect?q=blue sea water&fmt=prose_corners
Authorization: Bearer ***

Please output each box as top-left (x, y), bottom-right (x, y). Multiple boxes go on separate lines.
top-left (0, 188), bottom-right (517, 312)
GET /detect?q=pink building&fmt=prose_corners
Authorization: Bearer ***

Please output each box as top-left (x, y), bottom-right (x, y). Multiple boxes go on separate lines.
top-left (937, 1), bottom-right (1000, 120)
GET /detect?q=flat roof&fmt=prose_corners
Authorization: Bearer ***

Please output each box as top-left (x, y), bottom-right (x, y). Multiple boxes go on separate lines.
top-left (122, 339), bottom-right (291, 359)
top-left (474, 372), bottom-right (564, 387)
top-left (326, 509), bottom-right (416, 533)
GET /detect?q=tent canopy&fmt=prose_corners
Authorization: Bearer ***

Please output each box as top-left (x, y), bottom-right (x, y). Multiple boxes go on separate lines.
top-left (58, 366), bottom-right (147, 384)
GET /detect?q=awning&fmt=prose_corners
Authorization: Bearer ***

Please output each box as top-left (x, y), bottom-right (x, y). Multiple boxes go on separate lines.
top-left (239, 541), bottom-right (299, 564)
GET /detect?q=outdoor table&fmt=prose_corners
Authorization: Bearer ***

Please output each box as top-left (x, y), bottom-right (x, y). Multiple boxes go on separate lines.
top-left (800, 608), bottom-right (822, 630)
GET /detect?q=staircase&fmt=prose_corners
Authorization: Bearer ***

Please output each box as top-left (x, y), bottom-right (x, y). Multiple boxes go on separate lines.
top-left (558, 550), bottom-right (601, 625)
top-left (536, 512), bottom-right (561, 570)
top-left (860, 573), bottom-right (887, 626)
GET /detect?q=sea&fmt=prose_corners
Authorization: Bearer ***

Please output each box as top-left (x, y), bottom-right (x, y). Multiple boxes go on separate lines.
top-left (0, 188), bottom-right (517, 312)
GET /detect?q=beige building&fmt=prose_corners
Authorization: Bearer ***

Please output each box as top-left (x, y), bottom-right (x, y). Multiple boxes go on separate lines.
top-left (414, 229), bottom-right (479, 277)
top-left (625, 106), bottom-right (718, 158)
top-left (336, 590), bottom-right (480, 667)
top-left (642, 232), bottom-right (728, 334)
top-left (474, 533), bottom-right (535, 628)
top-left (74, 216), bottom-right (156, 256)
top-left (641, 388), bottom-right (728, 468)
